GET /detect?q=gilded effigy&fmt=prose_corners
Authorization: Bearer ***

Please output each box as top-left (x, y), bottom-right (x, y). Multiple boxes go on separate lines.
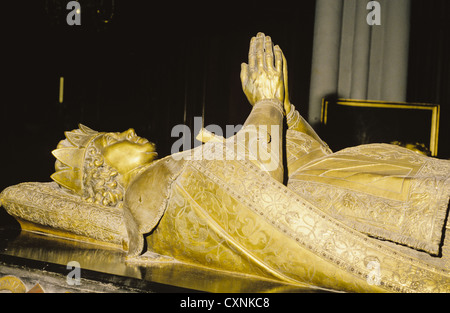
top-left (1, 33), bottom-right (449, 293)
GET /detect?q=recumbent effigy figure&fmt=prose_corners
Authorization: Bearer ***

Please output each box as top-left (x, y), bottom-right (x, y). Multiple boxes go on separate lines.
top-left (1, 33), bottom-right (449, 293)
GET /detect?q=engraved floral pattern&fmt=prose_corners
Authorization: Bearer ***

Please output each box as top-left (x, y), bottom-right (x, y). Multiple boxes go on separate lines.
top-left (1, 182), bottom-right (127, 247)
top-left (167, 143), bottom-right (450, 292)
top-left (288, 144), bottom-right (450, 255)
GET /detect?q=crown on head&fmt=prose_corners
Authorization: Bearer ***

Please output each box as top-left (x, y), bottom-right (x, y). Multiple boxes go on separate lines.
top-left (51, 124), bottom-right (104, 194)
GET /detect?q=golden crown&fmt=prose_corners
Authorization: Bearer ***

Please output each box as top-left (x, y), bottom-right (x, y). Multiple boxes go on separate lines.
top-left (51, 124), bottom-right (104, 195)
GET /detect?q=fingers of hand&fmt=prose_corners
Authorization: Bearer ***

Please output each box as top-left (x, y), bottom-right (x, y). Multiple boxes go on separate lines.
top-left (255, 33), bottom-right (265, 70)
top-left (240, 63), bottom-right (249, 86)
top-left (282, 50), bottom-right (289, 94)
top-left (248, 37), bottom-right (256, 70)
top-left (274, 45), bottom-right (283, 74)
top-left (264, 36), bottom-right (275, 72)
top-left (282, 50), bottom-right (288, 73)
top-left (249, 33), bottom-right (281, 74)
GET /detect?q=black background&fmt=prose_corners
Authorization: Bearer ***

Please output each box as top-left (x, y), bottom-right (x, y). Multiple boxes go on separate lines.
top-left (2, 0), bottom-right (316, 192)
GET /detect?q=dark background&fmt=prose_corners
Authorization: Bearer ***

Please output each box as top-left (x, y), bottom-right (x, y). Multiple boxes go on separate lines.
top-left (1, 0), bottom-right (449, 194)
top-left (407, 0), bottom-right (450, 158)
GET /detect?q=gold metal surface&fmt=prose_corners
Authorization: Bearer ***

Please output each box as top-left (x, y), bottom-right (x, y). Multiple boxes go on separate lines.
top-left (51, 124), bottom-right (157, 207)
top-left (0, 275), bottom-right (27, 293)
top-left (59, 77), bottom-right (64, 104)
top-left (1, 33), bottom-right (449, 293)
top-left (1, 231), bottom-right (320, 293)
top-left (240, 33), bottom-right (284, 106)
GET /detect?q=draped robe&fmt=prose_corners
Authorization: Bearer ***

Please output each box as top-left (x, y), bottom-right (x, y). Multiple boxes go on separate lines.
top-left (125, 102), bottom-right (450, 293)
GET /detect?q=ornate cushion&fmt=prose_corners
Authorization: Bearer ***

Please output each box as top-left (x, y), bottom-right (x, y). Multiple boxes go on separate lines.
top-left (0, 182), bottom-right (129, 250)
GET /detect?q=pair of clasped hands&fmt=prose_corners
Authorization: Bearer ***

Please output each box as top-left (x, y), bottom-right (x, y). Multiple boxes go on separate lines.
top-left (240, 32), bottom-right (292, 115)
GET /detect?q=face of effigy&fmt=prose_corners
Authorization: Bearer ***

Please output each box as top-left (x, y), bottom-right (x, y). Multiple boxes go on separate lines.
top-left (51, 125), bottom-right (157, 207)
top-left (99, 128), bottom-right (157, 176)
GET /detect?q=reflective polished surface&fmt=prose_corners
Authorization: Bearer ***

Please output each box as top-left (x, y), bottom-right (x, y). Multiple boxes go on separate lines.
top-left (0, 222), bottom-right (325, 293)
